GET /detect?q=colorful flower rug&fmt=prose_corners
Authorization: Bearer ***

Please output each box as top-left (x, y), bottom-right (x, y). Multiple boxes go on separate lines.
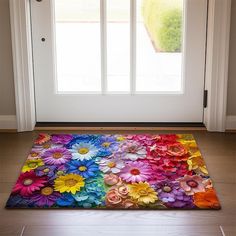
top-left (6, 134), bottom-right (220, 209)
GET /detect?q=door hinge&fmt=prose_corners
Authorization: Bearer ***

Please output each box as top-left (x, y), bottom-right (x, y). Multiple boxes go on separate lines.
top-left (203, 90), bottom-right (208, 108)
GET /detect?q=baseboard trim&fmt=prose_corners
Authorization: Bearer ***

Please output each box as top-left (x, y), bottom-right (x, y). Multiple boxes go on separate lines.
top-left (226, 116), bottom-right (236, 130)
top-left (34, 127), bottom-right (206, 131)
top-left (36, 122), bottom-right (205, 127)
top-left (0, 115), bottom-right (17, 130)
top-left (34, 122), bottom-right (206, 131)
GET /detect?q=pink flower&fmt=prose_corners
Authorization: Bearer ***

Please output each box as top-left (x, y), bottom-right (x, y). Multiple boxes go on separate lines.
top-left (105, 184), bottom-right (132, 208)
top-left (41, 148), bottom-right (72, 165)
top-left (126, 135), bottom-right (156, 146)
top-left (119, 161), bottom-right (152, 183)
top-left (178, 175), bottom-right (206, 195)
top-left (122, 199), bottom-right (138, 208)
top-left (120, 141), bottom-right (147, 161)
top-left (115, 184), bottom-right (129, 197)
top-left (27, 149), bottom-right (41, 160)
top-left (12, 171), bottom-right (47, 196)
top-left (105, 189), bottom-right (123, 207)
top-left (104, 173), bottom-right (121, 186)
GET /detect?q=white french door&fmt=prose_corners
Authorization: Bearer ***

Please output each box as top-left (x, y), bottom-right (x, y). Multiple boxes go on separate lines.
top-left (31, 0), bottom-right (207, 122)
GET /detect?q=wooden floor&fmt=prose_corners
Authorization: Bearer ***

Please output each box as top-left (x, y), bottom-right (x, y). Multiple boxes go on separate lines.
top-left (0, 131), bottom-right (235, 236)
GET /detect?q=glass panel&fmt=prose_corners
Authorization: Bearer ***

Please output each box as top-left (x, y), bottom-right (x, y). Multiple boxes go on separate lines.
top-left (107, 0), bottom-right (130, 92)
top-left (54, 0), bottom-right (101, 92)
top-left (136, 0), bottom-right (184, 92)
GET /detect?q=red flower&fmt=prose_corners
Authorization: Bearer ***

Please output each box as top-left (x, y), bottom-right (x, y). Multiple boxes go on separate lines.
top-left (157, 134), bottom-right (177, 143)
top-left (12, 171), bottom-right (47, 196)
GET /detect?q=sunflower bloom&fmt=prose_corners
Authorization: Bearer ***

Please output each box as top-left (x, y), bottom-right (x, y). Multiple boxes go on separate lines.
top-left (54, 174), bottom-right (85, 194)
top-left (128, 182), bottom-right (158, 205)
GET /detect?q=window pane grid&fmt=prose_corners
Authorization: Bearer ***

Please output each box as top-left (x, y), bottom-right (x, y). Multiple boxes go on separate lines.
top-left (54, 0), bottom-right (183, 94)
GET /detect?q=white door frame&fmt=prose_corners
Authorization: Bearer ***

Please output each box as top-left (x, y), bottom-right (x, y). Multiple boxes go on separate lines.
top-left (9, 0), bottom-right (231, 132)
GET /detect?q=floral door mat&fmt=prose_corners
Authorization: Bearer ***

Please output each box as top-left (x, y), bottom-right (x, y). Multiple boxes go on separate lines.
top-left (6, 134), bottom-right (220, 209)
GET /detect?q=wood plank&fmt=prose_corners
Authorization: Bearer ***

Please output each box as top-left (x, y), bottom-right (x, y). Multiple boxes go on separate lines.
top-left (22, 225), bottom-right (221, 236)
top-left (0, 225), bottom-right (24, 236)
top-left (0, 131), bottom-right (235, 233)
top-left (220, 225), bottom-right (236, 236)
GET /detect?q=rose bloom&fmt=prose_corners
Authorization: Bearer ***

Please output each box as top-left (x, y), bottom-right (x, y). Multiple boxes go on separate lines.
top-left (105, 189), bottom-right (123, 207)
top-left (104, 173), bottom-right (121, 186)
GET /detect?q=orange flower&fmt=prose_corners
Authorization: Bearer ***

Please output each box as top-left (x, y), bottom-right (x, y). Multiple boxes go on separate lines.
top-left (193, 189), bottom-right (221, 209)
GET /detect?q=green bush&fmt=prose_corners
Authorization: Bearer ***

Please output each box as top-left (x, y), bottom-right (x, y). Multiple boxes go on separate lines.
top-left (142, 0), bottom-right (183, 52)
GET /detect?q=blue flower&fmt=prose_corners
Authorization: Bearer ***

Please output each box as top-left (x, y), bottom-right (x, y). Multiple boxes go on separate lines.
top-left (56, 193), bottom-right (76, 207)
top-left (72, 180), bottom-right (106, 208)
top-left (66, 160), bottom-right (99, 178)
top-left (65, 135), bottom-right (100, 149)
top-left (6, 195), bottom-right (33, 208)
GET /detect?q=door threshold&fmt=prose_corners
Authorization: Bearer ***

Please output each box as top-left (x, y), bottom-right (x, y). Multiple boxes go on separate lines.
top-left (35, 122), bottom-right (206, 131)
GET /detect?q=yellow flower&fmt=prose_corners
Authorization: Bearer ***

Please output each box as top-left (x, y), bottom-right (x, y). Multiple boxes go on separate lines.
top-left (187, 155), bottom-right (208, 175)
top-left (54, 173), bottom-right (85, 194)
top-left (22, 159), bottom-right (44, 172)
top-left (116, 135), bottom-right (126, 142)
top-left (128, 182), bottom-right (158, 205)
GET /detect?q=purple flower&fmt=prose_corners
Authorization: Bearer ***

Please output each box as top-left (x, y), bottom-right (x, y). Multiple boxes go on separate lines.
top-left (51, 134), bottom-right (73, 145)
top-left (35, 165), bottom-right (56, 179)
top-left (98, 135), bottom-right (119, 152)
top-left (30, 186), bottom-right (61, 207)
top-left (41, 148), bottom-right (72, 165)
top-left (153, 180), bottom-right (194, 208)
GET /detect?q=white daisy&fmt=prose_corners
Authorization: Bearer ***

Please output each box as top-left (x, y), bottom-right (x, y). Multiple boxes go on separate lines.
top-left (70, 143), bottom-right (98, 161)
top-left (99, 158), bottom-right (125, 174)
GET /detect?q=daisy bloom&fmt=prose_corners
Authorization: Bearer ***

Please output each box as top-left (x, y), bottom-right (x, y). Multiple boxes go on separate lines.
top-left (193, 189), bottom-right (220, 209)
top-left (99, 136), bottom-right (119, 151)
top-left (12, 171), bottom-right (47, 196)
top-left (33, 141), bottom-right (63, 151)
top-left (54, 173), bottom-right (85, 194)
top-left (128, 182), bottom-right (158, 205)
top-left (42, 147), bottom-right (72, 165)
top-left (22, 159), bottom-right (44, 173)
top-left (34, 133), bottom-right (51, 145)
top-left (66, 159), bottom-right (99, 178)
top-left (119, 161), bottom-right (152, 183)
top-left (120, 141), bottom-right (147, 161)
top-left (70, 142), bottom-right (98, 161)
top-left (178, 175), bottom-right (205, 195)
top-left (30, 186), bottom-right (61, 207)
top-left (27, 149), bottom-right (41, 160)
top-left (153, 180), bottom-right (194, 208)
top-left (99, 158), bottom-right (125, 174)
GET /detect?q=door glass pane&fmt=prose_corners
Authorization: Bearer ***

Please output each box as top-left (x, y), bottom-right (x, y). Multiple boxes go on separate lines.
top-left (136, 0), bottom-right (184, 92)
top-left (107, 0), bottom-right (130, 92)
top-left (54, 0), bottom-right (101, 92)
